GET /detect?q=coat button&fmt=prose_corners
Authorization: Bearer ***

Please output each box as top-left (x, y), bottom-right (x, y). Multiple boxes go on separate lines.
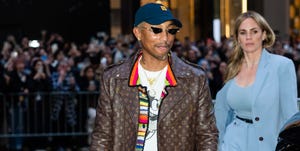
top-left (259, 137), bottom-right (264, 141)
top-left (255, 117), bottom-right (260, 121)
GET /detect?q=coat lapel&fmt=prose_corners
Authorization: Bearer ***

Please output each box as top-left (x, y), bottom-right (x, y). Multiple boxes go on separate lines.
top-left (158, 54), bottom-right (191, 123)
top-left (158, 83), bottom-right (186, 121)
top-left (115, 72), bottom-right (140, 125)
top-left (251, 49), bottom-right (270, 106)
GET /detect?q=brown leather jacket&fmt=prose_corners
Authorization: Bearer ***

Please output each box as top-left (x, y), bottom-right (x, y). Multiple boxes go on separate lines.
top-left (90, 52), bottom-right (218, 151)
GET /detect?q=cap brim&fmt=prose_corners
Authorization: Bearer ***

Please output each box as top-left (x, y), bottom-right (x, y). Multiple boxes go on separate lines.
top-left (145, 18), bottom-right (182, 28)
top-left (172, 19), bottom-right (182, 28)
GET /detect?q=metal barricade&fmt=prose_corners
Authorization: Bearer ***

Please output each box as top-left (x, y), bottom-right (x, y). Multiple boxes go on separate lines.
top-left (0, 93), bottom-right (299, 150)
top-left (0, 91), bottom-right (98, 149)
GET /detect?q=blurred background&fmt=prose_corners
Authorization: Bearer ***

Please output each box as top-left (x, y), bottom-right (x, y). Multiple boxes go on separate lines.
top-left (1, 0), bottom-right (297, 43)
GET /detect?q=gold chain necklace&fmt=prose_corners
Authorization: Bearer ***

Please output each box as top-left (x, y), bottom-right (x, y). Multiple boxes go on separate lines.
top-left (142, 68), bottom-right (164, 86)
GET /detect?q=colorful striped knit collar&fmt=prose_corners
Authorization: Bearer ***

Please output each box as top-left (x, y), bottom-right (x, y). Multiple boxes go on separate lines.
top-left (129, 51), bottom-right (177, 87)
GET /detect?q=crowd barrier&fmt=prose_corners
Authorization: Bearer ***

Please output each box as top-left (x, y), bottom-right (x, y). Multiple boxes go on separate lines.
top-left (0, 91), bottom-right (98, 149)
top-left (1, 94), bottom-right (300, 138)
top-left (0, 92), bottom-right (299, 149)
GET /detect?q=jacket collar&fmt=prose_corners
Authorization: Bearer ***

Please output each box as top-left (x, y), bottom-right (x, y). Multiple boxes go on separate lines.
top-left (128, 50), bottom-right (177, 87)
top-left (250, 48), bottom-right (270, 106)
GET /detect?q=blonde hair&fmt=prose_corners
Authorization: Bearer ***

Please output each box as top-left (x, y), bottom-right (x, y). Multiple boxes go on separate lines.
top-left (224, 11), bottom-right (275, 82)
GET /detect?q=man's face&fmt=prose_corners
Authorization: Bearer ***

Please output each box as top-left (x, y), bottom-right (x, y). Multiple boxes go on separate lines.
top-left (133, 21), bottom-right (180, 61)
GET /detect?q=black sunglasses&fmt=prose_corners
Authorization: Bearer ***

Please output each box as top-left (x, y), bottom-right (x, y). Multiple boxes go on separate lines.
top-left (140, 26), bottom-right (180, 35)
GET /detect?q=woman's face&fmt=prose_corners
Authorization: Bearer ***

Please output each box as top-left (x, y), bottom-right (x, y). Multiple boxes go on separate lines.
top-left (238, 18), bottom-right (266, 54)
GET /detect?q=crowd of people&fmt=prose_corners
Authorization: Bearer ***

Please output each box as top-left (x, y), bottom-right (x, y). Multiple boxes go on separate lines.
top-left (1, 28), bottom-right (300, 101)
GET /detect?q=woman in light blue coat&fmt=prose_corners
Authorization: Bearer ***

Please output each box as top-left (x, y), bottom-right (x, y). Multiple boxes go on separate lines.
top-left (214, 11), bottom-right (298, 151)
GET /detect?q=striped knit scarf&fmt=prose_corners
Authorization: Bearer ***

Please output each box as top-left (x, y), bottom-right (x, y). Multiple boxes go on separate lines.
top-left (129, 52), bottom-right (177, 151)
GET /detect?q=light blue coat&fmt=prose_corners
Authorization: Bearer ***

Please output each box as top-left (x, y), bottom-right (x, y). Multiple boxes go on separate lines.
top-left (214, 49), bottom-right (299, 151)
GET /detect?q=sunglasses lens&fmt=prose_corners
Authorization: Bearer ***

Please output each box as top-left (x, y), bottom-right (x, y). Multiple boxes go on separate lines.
top-left (148, 27), bottom-right (179, 35)
top-left (168, 29), bottom-right (179, 35)
top-left (151, 27), bottom-right (163, 34)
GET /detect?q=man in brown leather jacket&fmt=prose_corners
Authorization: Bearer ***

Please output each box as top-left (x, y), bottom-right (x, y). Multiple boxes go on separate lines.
top-left (90, 3), bottom-right (218, 151)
